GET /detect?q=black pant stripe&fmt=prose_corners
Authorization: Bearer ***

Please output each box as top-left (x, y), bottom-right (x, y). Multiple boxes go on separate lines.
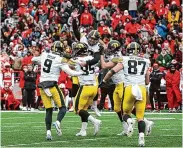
top-left (75, 86), bottom-right (83, 112)
top-left (55, 85), bottom-right (65, 106)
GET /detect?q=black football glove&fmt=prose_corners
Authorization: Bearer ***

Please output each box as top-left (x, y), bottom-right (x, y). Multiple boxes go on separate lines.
top-left (99, 44), bottom-right (105, 55)
top-left (98, 80), bottom-right (106, 88)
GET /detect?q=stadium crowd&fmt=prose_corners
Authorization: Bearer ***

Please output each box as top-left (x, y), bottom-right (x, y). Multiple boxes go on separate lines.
top-left (0, 0), bottom-right (182, 112)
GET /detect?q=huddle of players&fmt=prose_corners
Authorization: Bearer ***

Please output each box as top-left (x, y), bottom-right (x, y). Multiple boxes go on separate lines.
top-left (31, 16), bottom-right (154, 147)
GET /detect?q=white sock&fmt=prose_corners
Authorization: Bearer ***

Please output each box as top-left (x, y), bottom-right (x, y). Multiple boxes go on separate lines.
top-left (81, 122), bottom-right (88, 131)
top-left (56, 120), bottom-right (60, 127)
top-left (92, 101), bottom-right (97, 108)
top-left (47, 130), bottom-right (51, 135)
top-left (122, 121), bottom-right (128, 132)
top-left (127, 118), bottom-right (133, 125)
top-left (88, 115), bottom-right (97, 123)
top-left (143, 118), bottom-right (149, 124)
top-left (139, 132), bottom-right (144, 137)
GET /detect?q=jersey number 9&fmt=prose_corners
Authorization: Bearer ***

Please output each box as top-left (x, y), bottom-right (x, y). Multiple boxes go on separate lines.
top-left (43, 59), bottom-right (52, 73)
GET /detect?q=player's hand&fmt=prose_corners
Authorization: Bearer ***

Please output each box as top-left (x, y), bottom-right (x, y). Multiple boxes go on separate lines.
top-left (99, 44), bottom-right (105, 55)
top-left (98, 80), bottom-right (106, 88)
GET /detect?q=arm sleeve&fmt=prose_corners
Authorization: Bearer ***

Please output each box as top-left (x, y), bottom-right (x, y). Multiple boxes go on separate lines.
top-left (72, 19), bottom-right (81, 41)
top-left (86, 52), bottom-right (100, 65)
top-left (61, 64), bottom-right (83, 76)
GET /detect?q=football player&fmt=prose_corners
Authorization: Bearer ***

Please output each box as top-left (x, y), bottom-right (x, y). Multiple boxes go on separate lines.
top-left (100, 42), bottom-right (154, 146)
top-left (72, 42), bottom-right (102, 136)
top-left (71, 11), bottom-right (104, 116)
top-left (31, 41), bottom-right (84, 140)
top-left (99, 40), bottom-right (128, 135)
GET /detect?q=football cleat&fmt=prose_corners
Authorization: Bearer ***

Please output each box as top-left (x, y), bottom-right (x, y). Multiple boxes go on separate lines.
top-left (94, 119), bottom-right (102, 135)
top-left (138, 133), bottom-right (145, 147)
top-left (145, 120), bottom-right (154, 136)
top-left (117, 131), bottom-right (127, 136)
top-left (22, 107), bottom-right (27, 111)
top-left (53, 122), bottom-right (62, 136)
top-left (117, 122), bottom-right (128, 136)
top-left (76, 131), bottom-right (87, 137)
top-left (126, 119), bottom-right (135, 137)
top-left (46, 134), bottom-right (52, 140)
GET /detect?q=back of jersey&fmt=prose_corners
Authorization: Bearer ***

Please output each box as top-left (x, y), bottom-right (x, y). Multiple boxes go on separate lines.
top-left (40, 52), bottom-right (63, 82)
top-left (123, 56), bottom-right (150, 86)
top-left (74, 56), bottom-right (97, 86)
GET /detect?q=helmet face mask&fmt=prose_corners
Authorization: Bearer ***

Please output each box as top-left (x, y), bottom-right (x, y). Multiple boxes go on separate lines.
top-left (107, 40), bottom-right (121, 56)
top-left (72, 42), bottom-right (88, 57)
top-left (88, 37), bottom-right (99, 46)
top-left (126, 42), bottom-right (141, 56)
top-left (87, 30), bottom-right (100, 46)
top-left (52, 41), bottom-right (64, 56)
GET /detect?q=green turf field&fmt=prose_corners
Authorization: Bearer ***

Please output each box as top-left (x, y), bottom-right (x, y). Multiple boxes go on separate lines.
top-left (1, 111), bottom-right (182, 147)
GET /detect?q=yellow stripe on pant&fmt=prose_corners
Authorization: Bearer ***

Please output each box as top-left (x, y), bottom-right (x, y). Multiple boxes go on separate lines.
top-left (40, 85), bottom-right (65, 109)
top-left (74, 85), bottom-right (98, 113)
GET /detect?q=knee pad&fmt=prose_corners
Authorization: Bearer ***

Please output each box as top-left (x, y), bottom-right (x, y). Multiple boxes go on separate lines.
top-left (78, 110), bottom-right (90, 122)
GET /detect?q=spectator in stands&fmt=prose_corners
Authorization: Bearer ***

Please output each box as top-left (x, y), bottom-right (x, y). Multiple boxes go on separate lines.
top-left (1, 83), bottom-right (20, 110)
top-left (80, 7), bottom-right (93, 27)
top-left (128, 0), bottom-right (137, 18)
top-left (156, 48), bottom-right (172, 70)
top-left (165, 63), bottom-right (182, 112)
top-left (22, 51), bottom-right (33, 66)
top-left (149, 63), bottom-right (164, 112)
top-left (23, 64), bottom-right (37, 111)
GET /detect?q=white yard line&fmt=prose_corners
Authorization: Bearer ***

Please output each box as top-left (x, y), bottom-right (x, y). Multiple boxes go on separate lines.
top-left (1, 110), bottom-right (182, 115)
top-left (4, 135), bottom-right (182, 147)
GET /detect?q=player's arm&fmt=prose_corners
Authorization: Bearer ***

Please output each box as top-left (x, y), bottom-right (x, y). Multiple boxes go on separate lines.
top-left (61, 64), bottom-right (83, 76)
top-left (103, 63), bottom-right (123, 82)
top-left (100, 54), bottom-right (117, 69)
top-left (72, 16), bottom-right (80, 41)
top-left (86, 52), bottom-right (100, 66)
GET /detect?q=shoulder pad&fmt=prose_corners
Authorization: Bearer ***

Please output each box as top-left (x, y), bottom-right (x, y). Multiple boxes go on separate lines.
top-left (61, 57), bottom-right (69, 63)
top-left (111, 57), bottom-right (123, 63)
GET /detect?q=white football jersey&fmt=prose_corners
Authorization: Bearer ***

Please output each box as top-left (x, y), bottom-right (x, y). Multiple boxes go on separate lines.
top-left (107, 52), bottom-right (125, 84)
top-left (122, 56), bottom-right (150, 86)
top-left (73, 56), bottom-right (97, 86)
top-left (80, 36), bottom-right (100, 53)
top-left (32, 52), bottom-right (67, 82)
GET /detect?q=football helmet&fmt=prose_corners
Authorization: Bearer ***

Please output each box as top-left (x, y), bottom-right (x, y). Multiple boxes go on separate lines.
top-left (72, 42), bottom-right (88, 57)
top-left (126, 42), bottom-right (141, 56)
top-left (106, 40), bottom-right (121, 55)
top-left (51, 41), bottom-right (64, 55)
top-left (87, 30), bottom-right (100, 46)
